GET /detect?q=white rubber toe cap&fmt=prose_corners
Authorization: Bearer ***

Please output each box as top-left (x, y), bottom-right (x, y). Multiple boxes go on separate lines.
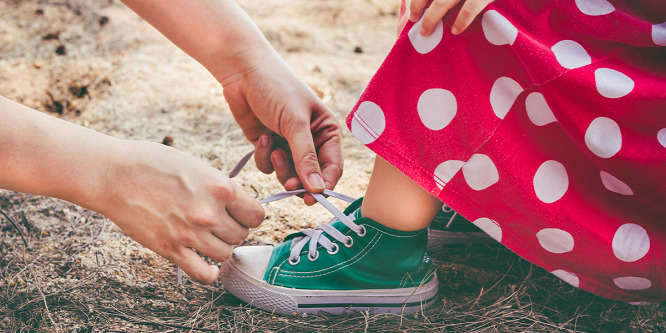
top-left (230, 245), bottom-right (274, 280)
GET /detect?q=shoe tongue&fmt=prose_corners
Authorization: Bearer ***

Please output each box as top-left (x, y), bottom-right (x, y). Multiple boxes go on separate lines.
top-left (353, 205), bottom-right (363, 219)
top-left (342, 197), bottom-right (364, 215)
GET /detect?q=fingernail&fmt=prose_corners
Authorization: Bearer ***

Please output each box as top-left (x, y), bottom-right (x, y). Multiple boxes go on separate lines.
top-left (259, 135), bottom-right (269, 148)
top-left (419, 26), bottom-right (428, 36)
top-left (308, 173), bottom-right (325, 191)
top-left (272, 152), bottom-right (284, 168)
top-left (451, 26), bottom-right (460, 35)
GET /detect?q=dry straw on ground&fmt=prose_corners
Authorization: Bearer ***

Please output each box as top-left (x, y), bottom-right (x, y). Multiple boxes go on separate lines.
top-left (1, 0), bottom-right (663, 331)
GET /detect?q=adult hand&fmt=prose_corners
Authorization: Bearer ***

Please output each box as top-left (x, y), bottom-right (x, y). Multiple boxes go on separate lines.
top-left (409, 0), bottom-right (494, 36)
top-left (1, 96), bottom-right (265, 284)
top-left (90, 140), bottom-right (265, 284)
top-left (120, 0), bottom-right (343, 205)
top-left (221, 55), bottom-right (343, 206)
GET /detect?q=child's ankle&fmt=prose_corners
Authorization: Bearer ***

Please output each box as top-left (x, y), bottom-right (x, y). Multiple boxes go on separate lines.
top-left (359, 200), bottom-right (437, 232)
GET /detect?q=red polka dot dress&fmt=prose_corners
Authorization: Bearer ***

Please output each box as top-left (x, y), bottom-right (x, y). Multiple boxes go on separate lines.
top-left (346, 0), bottom-right (666, 303)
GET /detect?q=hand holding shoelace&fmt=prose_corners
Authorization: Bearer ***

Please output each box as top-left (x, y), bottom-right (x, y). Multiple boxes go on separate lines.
top-left (409, 0), bottom-right (495, 36)
top-left (121, 0), bottom-right (344, 206)
top-left (0, 96), bottom-right (265, 285)
top-left (222, 65), bottom-right (343, 206)
top-left (229, 151), bottom-right (360, 266)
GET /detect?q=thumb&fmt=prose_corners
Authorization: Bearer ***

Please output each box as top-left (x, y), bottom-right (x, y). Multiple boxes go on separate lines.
top-left (284, 121), bottom-right (325, 193)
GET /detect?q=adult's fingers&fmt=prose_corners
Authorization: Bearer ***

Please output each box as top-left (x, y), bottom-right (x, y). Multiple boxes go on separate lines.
top-left (282, 118), bottom-right (325, 193)
top-left (316, 135), bottom-right (343, 191)
top-left (409, 0), bottom-right (430, 22)
top-left (452, 0), bottom-right (493, 34)
top-left (420, 0), bottom-right (462, 36)
top-left (271, 148), bottom-right (298, 186)
top-left (196, 231), bottom-right (244, 262)
top-left (173, 248), bottom-right (221, 284)
top-left (209, 216), bottom-right (251, 246)
top-left (254, 134), bottom-right (275, 174)
top-left (223, 181), bottom-right (265, 229)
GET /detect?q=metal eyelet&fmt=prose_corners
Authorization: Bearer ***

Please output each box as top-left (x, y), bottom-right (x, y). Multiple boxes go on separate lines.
top-left (343, 236), bottom-right (354, 248)
top-left (442, 205), bottom-right (453, 213)
top-left (288, 256), bottom-right (300, 265)
top-left (327, 243), bottom-right (339, 255)
top-left (356, 225), bottom-right (366, 237)
top-left (308, 251), bottom-right (319, 261)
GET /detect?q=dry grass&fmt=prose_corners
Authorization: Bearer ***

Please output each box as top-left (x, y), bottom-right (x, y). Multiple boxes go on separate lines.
top-left (1, 192), bottom-right (664, 332)
top-left (0, 0), bottom-right (663, 332)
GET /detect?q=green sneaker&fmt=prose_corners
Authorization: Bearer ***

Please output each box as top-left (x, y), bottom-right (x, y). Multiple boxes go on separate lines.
top-left (427, 205), bottom-right (495, 251)
top-left (220, 194), bottom-right (438, 315)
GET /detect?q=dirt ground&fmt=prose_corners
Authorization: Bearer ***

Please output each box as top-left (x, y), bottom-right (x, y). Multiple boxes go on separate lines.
top-left (0, 0), bottom-right (664, 332)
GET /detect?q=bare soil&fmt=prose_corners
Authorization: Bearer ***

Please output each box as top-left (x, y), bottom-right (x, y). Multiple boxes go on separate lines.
top-left (1, 0), bottom-right (663, 331)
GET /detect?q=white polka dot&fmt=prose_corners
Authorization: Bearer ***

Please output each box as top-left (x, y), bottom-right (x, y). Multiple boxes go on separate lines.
top-left (482, 10), bottom-right (518, 46)
top-left (551, 269), bottom-right (580, 288)
top-left (575, 0), bottom-right (615, 16)
top-left (585, 117), bottom-right (622, 158)
top-left (613, 277), bottom-right (652, 290)
top-left (472, 217), bottom-right (502, 242)
top-left (537, 228), bottom-right (575, 254)
top-left (533, 160), bottom-right (569, 204)
top-left (628, 301), bottom-right (652, 306)
top-left (525, 92), bottom-right (557, 126)
top-left (595, 68), bottom-right (634, 99)
top-left (537, 228), bottom-right (574, 253)
top-left (351, 101), bottom-right (386, 144)
top-left (490, 77), bottom-right (523, 119)
top-left (433, 160), bottom-right (465, 190)
top-left (417, 89), bottom-right (457, 130)
top-left (612, 223), bottom-right (650, 262)
top-left (600, 171), bottom-right (634, 195)
top-left (551, 40), bottom-right (592, 69)
top-left (462, 154), bottom-right (499, 191)
top-left (658, 128), bottom-right (666, 147)
top-left (408, 19), bottom-right (444, 54)
top-left (652, 22), bottom-right (666, 46)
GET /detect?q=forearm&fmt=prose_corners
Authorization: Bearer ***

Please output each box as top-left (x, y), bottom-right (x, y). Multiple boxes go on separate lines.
top-left (0, 96), bottom-right (118, 206)
top-left (120, 0), bottom-right (281, 85)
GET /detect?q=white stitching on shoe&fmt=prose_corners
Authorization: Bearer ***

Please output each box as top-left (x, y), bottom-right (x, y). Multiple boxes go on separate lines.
top-left (276, 226), bottom-right (426, 277)
top-left (278, 233), bottom-right (382, 278)
top-left (223, 151), bottom-right (430, 284)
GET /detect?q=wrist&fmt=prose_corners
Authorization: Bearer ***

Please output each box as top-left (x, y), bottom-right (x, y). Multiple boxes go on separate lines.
top-left (204, 35), bottom-right (282, 87)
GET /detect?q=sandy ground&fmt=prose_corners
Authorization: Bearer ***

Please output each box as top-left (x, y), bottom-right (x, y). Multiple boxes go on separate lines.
top-left (0, 0), bottom-right (398, 244)
top-left (1, 1), bottom-right (664, 331)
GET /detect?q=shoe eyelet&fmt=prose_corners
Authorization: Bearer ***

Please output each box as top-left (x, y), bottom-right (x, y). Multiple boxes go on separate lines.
top-left (288, 256), bottom-right (300, 265)
top-left (327, 243), bottom-right (339, 255)
top-left (308, 251), bottom-right (319, 261)
top-left (343, 236), bottom-right (354, 248)
top-left (356, 225), bottom-right (366, 237)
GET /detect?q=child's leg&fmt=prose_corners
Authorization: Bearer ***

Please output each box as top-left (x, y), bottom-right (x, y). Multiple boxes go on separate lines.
top-left (362, 156), bottom-right (442, 231)
top-left (220, 156), bottom-right (443, 315)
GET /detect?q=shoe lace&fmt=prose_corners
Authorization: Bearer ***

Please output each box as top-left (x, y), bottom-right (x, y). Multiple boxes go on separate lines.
top-left (177, 150), bottom-right (360, 282)
top-left (441, 204), bottom-right (458, 229)
top-left (259, 189), bottom-right (361, 264)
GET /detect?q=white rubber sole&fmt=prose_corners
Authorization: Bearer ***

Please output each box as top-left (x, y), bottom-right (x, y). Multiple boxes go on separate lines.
top-left (220, 259), bottom-right (439, 315)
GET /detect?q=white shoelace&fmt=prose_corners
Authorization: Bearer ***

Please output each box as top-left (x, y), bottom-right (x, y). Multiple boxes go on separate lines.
top-left (258, 189), bottom-right (362, 264)
top-left (177, 151), bottom-right (360, 282)
top-left (441, 204), bottom-right (459, 229)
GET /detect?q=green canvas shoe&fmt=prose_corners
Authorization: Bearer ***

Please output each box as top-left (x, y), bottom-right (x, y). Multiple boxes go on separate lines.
top-left (427, 205), bottom-right (495, 252)
top-left (220, 194), bottom-right (438, 315)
